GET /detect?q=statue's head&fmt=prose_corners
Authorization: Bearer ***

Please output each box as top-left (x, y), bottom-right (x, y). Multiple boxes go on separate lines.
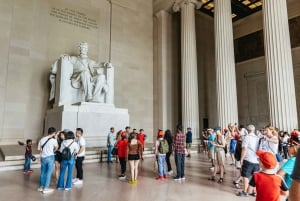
top-left (79, 42), bottom-right (88, 57)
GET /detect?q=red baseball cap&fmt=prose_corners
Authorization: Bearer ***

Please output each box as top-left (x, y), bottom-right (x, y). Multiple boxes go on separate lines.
top-left (256, 150), bottom-right (277, 169)
top-left (157, 130), bottom-right (164, 137)
top-left (121, 131), bottom-right (126, 137)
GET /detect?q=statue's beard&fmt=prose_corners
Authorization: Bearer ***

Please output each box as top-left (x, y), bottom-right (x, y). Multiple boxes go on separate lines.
top-left (80, 54), bottom-right (88, 58)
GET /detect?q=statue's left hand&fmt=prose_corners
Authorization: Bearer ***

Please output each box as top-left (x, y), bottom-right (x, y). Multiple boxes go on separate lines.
top-left (104, 62), bottom-right (113, 68)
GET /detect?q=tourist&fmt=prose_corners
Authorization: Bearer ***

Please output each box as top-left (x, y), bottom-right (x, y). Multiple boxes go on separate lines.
top-left (173, 124), bottom-right (185, 181)
top-left (237, 124), bottom-right (260, 197)
top-left (137, 129), bottom-right (146, 160)
top-left (73, 128), bottom-right (86, 185)
top-left (155, 130), bottom-right (168, 181)
top-left (185, 127), bottom-right (192, 158)
top-left (37, 127), bottom-right (58, 194)
top-left (248, 150), bottom-right (288, 200)
top-left (164, 129), bottom-right (173, 175)
top-left (55, 131), bottom-right (65, 181)
top-left (117, 131), bottom-right (128, 179)
top-left (107, 127), bottom-right (115, 163)
top-left (127, 132), bottom-right (142, 184)
top-left (23, 139), bottom-right (33, 174)
top-left (57, 131), bottom-right (79, 191)
top-left (208, 126), bottom-right (226, 183)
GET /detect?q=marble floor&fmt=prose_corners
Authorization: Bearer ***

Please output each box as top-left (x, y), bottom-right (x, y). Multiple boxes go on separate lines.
top-left (0, 153), bottom-right (286, 201)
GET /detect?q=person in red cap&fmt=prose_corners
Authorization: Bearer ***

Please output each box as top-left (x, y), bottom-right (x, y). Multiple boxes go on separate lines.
top-left (116, 131), bottom-right (128, 179)
top-left (155, 129), bottom-right (169, 181)
top-left (248, 150), bottom-right (288, 201)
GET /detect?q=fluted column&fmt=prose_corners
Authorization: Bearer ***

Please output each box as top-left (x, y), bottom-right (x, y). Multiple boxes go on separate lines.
top-left (263, 0), bottom-right (298, 131)
top-left (174, 0), bottom-right (201, 137)
top-left (155, 10), bottom-right (173, 130)
top-left (214, 0), bottom-right (239, 128)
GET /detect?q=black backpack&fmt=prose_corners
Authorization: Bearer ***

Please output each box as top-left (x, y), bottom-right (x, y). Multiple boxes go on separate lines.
top-left (61, 141), bottom-right (74, 160)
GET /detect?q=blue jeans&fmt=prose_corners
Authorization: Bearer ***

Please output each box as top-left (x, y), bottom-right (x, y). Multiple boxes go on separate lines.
top-left (57, 156), bottom-right (75, 189)
top-left (107, 145), bottom-right (113, 162)
top-left (157, 154), bottom-right (167, 177)
top-left (39, 155), bottom-right (55, 189)
top-left (24, 156), bottom-right (31, 171)
top-left (175, 153), bottom-right (185, 178)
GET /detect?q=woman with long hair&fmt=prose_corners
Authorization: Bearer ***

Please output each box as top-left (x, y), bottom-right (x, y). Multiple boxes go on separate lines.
top-left (127, 132), bottom-right (142, 184)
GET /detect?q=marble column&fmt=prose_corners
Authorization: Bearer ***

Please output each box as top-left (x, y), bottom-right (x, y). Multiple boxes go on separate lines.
top-left (155, 10), bottom-right (173, 130)
top-left (263, 0), bottom-right (298, 131)
top-left (214, 0), bottom-right (239, 128)
top-left (174, 0), bottom-right (201, 137)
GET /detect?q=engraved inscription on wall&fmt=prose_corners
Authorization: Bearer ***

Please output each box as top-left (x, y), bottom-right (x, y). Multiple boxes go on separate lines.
top-left (50, 7), bottom-right (98, 30)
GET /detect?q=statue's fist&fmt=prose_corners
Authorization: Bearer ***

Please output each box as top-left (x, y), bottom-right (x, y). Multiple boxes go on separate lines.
top-left (104, 62), bottom-right (113, 68)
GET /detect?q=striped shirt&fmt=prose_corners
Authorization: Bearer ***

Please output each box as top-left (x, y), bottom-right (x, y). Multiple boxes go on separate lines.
top-left (174, 131), bottom-right (185, 154)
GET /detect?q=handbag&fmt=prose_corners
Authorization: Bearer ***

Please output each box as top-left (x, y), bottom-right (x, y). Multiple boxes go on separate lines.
top-left (111, 147), bottom-right (118, 156)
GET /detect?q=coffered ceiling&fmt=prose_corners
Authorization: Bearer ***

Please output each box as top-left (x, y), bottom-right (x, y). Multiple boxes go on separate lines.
top-left (198, 0), bottom-right (263, 21)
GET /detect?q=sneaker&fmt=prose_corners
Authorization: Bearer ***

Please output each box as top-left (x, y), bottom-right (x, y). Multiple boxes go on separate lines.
top-left (173, 176), bottom-right (181, 181)
top-left (168, 170), bottom-right (173, 175)
top-left (72, 178), bottom-right (78, 183)
top-left (237, 191), bottom-right (248, 197)
top-left (28, 169), bottom-right (33, 173)
top-left (57, 188), bottom-right (64, 190)
top-left (156, 176), bottom-right (165, 181)
top-left (37, 187), bottom-right (44, 192)
top-left (249, 192), bottom-right (257, 197)
top-left (65, 188), bottom-right (71, 191)
top-left (181, 177), bottom-right (185, 180)
top-left (73, 180), bottom-right (83, 185)
top-left (133, 180), bottom-right (138, 184)
top-left (163, 175), bottom-right (168, 179)
top-left (23, 171), bottom-right (28, 174)
top-left (42, 188), bottom-right (54, 194)
top-left (128, 180), bottom-right (134, 184)
top-left (118, 175), bottom-right (126, 179)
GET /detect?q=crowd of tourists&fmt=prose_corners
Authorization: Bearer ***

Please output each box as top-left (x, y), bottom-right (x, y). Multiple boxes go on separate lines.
top-left (202, 123), bottom-right (300, 201)
top-left (20, 123), bottom-right (300, 200)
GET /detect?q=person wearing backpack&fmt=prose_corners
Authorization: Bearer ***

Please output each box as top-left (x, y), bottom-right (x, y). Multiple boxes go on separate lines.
top-left (155, 130), bottom-right (169, 181)
top-left (57, 131), bottom-right (79, 191)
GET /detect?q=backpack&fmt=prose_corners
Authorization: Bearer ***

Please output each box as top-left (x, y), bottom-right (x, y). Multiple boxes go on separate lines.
top-left (61, 141), bottom-right (74, 160)
top-left (158, 139), bottom-right (169, 154)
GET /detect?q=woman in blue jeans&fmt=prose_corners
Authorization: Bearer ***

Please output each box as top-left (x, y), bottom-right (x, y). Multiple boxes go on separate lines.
top-left (57, 131), bottom-right (79, 191)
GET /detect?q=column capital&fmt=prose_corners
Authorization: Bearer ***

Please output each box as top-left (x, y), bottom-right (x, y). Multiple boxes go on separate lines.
top-left (173, 0), bottom-right (203, 12)
top-left (155, 9), bottom-right (172, 18)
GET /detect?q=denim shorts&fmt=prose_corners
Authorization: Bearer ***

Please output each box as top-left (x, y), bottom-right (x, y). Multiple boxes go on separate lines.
top-left (241, 160), bottom-right (259, 178)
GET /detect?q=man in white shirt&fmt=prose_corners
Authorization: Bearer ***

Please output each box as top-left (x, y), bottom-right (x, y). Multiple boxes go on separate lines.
top-left (73, 128), bottom-right (86, 185)
top-left (237, 124), bottom-right (260, 197)
top-left (37, 127), bottom-right (58, 194)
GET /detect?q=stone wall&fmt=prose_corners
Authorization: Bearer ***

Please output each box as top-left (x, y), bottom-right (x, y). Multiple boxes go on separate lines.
top-left (0, 0), bottom-right (153, 145)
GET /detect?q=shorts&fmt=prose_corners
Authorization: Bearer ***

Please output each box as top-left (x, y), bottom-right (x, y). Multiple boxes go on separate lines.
top-left (216, 149), bottom-right (225, 165)
top-left (209, 150), bottom-right (215, 160)
top-left (241, 160), bottom-right (259, 178)
top-left (128, 154), bottom-right (140, 161)
top-left (186, 143), bottom-right (192, 149)
top-left (55, 151), bottom-right (62, 163)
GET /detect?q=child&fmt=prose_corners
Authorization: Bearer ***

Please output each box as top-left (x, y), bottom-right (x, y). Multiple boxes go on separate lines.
top-left (24, 139), bottom-right (33, 174)
top-left (155, 130), bottom-right (168, 181)
top-left (248, 150), bottom-right (288, 201)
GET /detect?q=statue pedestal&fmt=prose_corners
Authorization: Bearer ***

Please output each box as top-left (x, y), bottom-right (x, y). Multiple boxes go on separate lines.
top-left (45, 102), bottom-right (129, 147)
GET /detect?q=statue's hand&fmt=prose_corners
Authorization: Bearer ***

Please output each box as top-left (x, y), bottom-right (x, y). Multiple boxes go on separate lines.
top-left (60, 53), bottom-right (69, 59)
top-left (104, 62), bottom-right (113, 68)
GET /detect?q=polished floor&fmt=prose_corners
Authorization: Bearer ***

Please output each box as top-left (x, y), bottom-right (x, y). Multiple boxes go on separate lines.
top-left (0, 153), bottom-right (286, 201)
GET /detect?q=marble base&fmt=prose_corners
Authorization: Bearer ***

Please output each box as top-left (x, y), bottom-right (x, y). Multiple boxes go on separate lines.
top-left (45, 102), bottom-right (129, 147)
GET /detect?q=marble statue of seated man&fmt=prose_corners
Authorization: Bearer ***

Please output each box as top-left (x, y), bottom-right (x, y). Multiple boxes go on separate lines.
top-left (49, 42), bottom-right (114, 105)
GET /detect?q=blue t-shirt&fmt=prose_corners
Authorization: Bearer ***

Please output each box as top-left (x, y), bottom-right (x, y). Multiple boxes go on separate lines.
top-left (281, 157), bottom-right (296, 188)
top-left (208, 133), bottom-right (216, 151)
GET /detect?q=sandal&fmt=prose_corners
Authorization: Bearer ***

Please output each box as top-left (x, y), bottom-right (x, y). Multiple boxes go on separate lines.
top-left (208, 176), bottom-right (215, 181)
top-left (218, 178), bottom-right (224, 183)
top-left (233, 181), bottom-right (241, 189)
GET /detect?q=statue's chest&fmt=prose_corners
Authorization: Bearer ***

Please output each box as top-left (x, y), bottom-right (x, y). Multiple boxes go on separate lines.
top-left (74, 59), bottom-right (89, 70)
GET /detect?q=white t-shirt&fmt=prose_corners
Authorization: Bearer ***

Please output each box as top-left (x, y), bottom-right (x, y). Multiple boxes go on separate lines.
top-left (60, 139), bottom-right (80, 155)
top-left (259, 135), bottom-right (278, 154)
top-left (39, 136), bottom-right (58, 158)
top-left (76, 136), bottom-right (86, 157)
top-left (242, 132), bottom-right (260, 164)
